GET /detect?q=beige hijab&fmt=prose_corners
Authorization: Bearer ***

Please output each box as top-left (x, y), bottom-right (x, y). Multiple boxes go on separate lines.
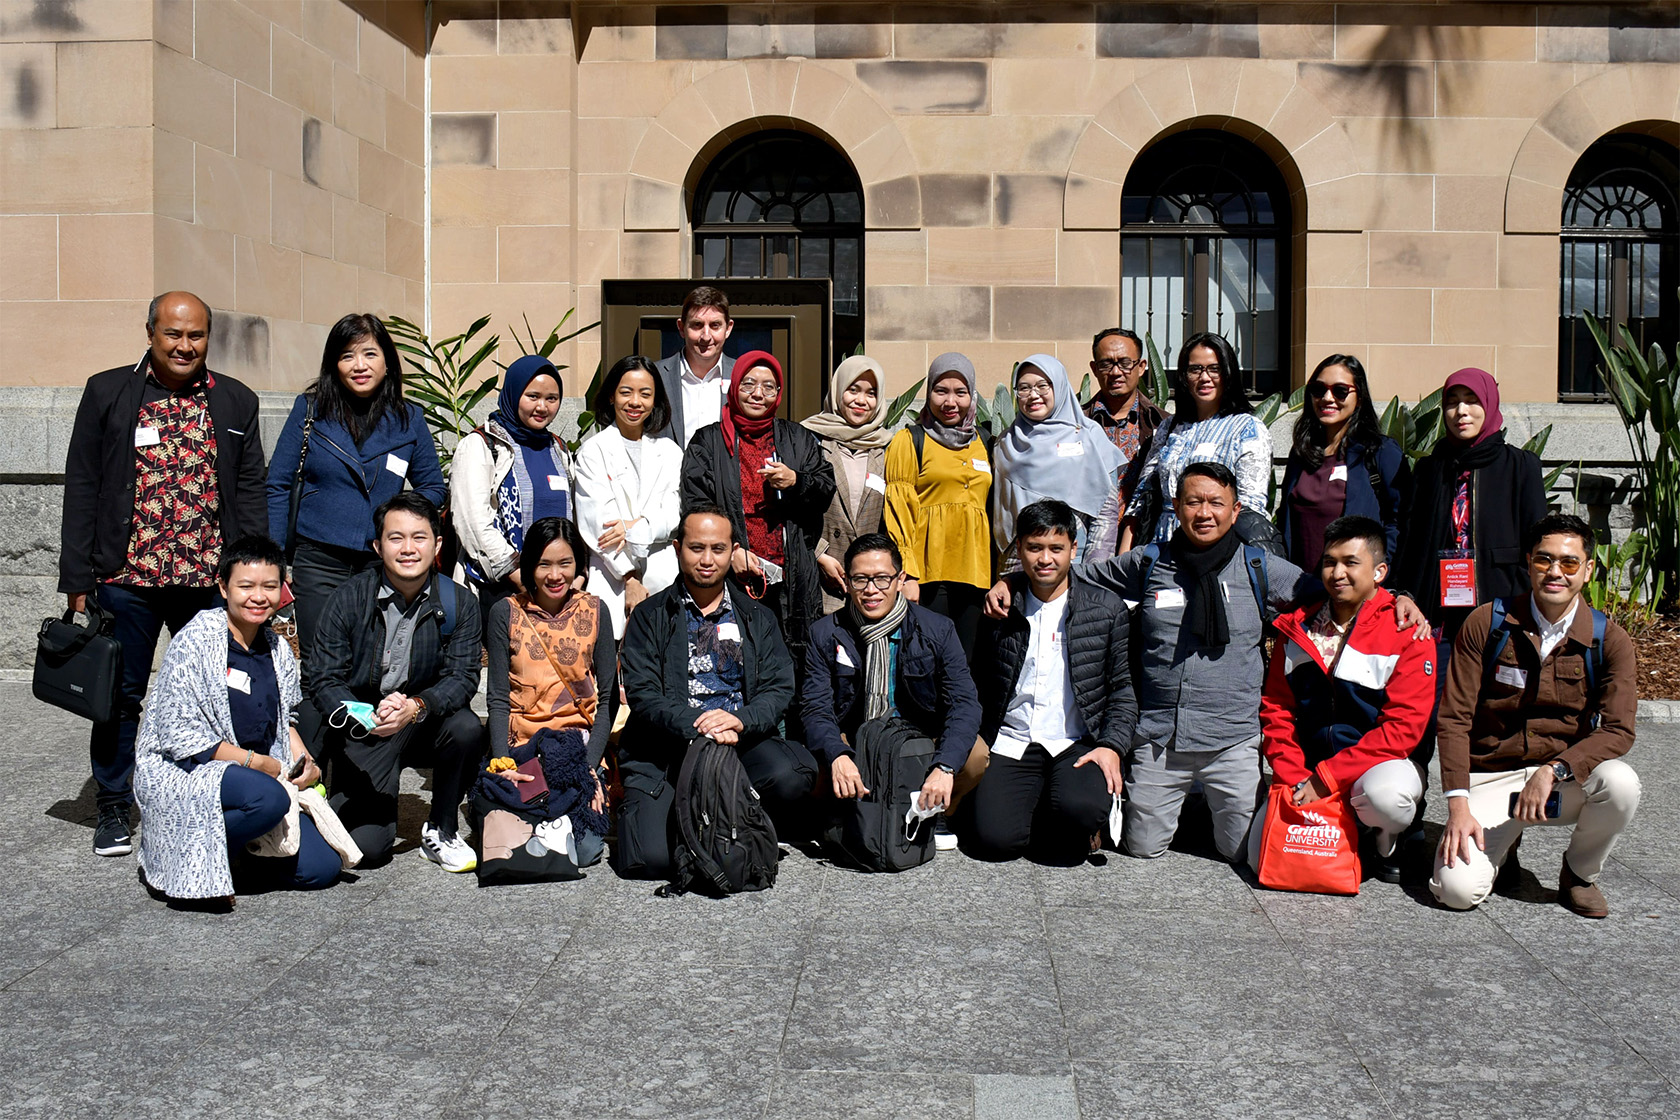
top-left (801, 355), bottom-right (893, 450)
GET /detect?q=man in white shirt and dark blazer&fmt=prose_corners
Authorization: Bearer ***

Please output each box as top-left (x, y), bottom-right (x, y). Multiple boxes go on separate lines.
top-left (655, 285), bottom-right (737, 448)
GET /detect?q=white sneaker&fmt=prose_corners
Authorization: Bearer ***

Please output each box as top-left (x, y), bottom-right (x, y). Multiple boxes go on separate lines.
top-left (420, 823), bottom-right (477, 873)
top-left (933, 815), bottom-right (958, 852)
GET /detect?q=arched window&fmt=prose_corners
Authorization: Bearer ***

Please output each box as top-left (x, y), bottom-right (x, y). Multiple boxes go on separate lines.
top-left (1558, 134), bottom-right (1679, 400)
top-left (1121, 130), bottom-right (1291, 397)
top-left (693, 130), bottom-right (865, 361)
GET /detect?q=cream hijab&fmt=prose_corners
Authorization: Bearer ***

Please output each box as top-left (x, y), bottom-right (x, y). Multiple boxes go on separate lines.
top-left (801, 355), bottom-right (893, 450)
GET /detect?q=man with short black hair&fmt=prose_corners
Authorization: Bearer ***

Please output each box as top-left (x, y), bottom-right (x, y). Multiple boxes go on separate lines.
top-left (1432, 513), bottom-right (1640, 917)
top-left (656, 285), bottom-right (736, 447)
top-left (1086, 327), bottom-right (1165, 511)
top-left (1250, 516), bottom-right (1433, 883)
top-left (968, 500), bottom-right (1134, 861)
top-left (613, 505), bottom-right (818, 878)
top-left (60, 291), bottom-right (269, 857)
top-left (802, 532), bottom-right (986, 849)
top-left (308, 493), bottom-right (485, 871)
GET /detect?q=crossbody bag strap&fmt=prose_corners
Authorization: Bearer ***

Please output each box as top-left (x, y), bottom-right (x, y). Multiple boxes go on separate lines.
top-left (285, 397), bottom-right (316, 560)
top-left (511, 597), bottom-right (593, 728)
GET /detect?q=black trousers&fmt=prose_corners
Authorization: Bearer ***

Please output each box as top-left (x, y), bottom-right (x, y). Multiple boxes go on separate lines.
top-left (290, 537), bottom-right (379, 754)
top-left (611, 736), bottom-right (818, 880)
top-left (966, 740), bottom-right (1111, 861)
top-left (920, 581), bottom-right (985, 664)
top-left (325, 707), bottom-right (485, 864)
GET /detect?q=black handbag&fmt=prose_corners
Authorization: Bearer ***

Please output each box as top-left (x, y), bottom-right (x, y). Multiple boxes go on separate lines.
top-left (34, 601), bottom-right (123, 724)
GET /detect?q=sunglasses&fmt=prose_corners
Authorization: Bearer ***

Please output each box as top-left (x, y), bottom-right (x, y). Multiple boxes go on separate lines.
top-left (1309, 382), bottom-right (1356, 401)
top-left (1530, 553), bottom-right (1585, 575)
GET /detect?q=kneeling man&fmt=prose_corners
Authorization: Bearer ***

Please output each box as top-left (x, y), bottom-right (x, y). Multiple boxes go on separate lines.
top-left (1248, 517), bottom-right (1432, 883)
top-left (968, 500), bottom-right (1133, 861)
top-left (802, 533), bottom-right (986, 849)
top-left (1432, 514), bottom-right (1640, 917)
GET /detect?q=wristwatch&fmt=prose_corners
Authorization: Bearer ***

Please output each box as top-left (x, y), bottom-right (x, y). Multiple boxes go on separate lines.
top-left (935, 764), bottom-right (956, 776)
top-left (1550, 760), bottom-right (1573, 783)
top-left (412, 696), bottom-right (429, 724)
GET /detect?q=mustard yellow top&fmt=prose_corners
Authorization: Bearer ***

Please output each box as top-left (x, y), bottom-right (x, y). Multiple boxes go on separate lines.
top-left (884, 428), bottom-right (993, 589)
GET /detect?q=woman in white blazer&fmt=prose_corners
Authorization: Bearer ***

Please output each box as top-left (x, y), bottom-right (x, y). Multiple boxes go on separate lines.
top-left (573, 355), bottom-right (684, 639)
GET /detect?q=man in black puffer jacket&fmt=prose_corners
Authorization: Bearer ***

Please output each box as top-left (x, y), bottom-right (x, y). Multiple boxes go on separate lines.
top-left (968, 500), bottom-right (1136, 861)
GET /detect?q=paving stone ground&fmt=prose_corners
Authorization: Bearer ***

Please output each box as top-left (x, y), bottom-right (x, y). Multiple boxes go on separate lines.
top-left (4, 682), bottom-right (1677, 1119)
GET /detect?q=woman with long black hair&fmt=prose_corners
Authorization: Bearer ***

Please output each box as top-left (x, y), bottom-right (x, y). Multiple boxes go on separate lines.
top-left (1276, 355), bottom-right (1408, 570)
top-left (266, 313), bottom-right (446, 655)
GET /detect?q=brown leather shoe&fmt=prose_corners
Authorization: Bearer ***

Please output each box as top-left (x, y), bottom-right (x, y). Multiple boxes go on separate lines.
top-left (1559, 858), bottom-right (1609, 919)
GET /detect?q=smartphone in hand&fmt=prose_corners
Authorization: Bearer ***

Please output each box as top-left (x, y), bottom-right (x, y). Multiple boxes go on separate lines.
top-left (1509, 790), bottom-right (1561, 819)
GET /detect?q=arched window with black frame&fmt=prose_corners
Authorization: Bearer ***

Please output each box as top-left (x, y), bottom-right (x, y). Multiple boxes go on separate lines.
top-left (1120, 130), bottom-right (1290, 398)
top-left (1558, 133), bottom-right (1678, 401)
top-left (692, 130), bottom-right (865, 361)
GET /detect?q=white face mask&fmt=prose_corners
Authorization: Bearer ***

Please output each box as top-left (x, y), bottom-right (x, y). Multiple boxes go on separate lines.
top-left (904, 790), bottom-right (943, 840)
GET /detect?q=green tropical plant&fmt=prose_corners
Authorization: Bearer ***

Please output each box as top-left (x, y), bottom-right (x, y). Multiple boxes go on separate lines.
top-left (974, 369), bottom-right (1018, 445)
top-left (1584, 305), bottom-right (1680, 608)
top-left (386, 314), bottom-right (500, 473)
top-left (1582, 529), bottom-right (1663, 630)
top-left (502, 311), bottom-right (602, 450)
top-left (884, 378), bottom-right (926, 429)
top-left (1142, 333), bottom-right (1173, 405)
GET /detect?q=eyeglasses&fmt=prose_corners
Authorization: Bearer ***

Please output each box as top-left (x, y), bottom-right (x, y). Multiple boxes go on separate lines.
top-left (1015, 382), bottom-right (1053, 401)
top-left (1530, 553), bottom-right (1585, 575)
top-left (1185, 365), bottom-right (1222, 380)
top-left (847, 573), bottom-right (900, 591)
top-left (1309, 382), bottom-right (1355, 401)
top-left (738, 379), bottom-right (780, 399)
top-left (1093, 357), bottom-right (1144, 374)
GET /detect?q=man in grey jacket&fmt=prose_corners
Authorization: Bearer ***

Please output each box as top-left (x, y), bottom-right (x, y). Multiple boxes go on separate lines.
top-left (654, 285), bottom-right (737, 448)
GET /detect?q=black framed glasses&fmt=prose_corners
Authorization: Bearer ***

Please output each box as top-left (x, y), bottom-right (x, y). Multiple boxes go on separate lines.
top-left (1309, 382), bottom-right (1355, 401)
top-left (846, 572), bottom-right (900, 591)
top-left (1093, 357), bottom-right (1144, 374)
top-left (1185, 364), bottom-right (1222, 380)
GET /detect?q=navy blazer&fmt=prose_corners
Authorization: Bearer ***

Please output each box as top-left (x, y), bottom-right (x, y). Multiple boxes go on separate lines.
top-left (1275, 436), bottom-right (1408, 572)
top-left (266, 394), bottom-right (447, 551)
top-left (801, 603), bottom-right (982, 773)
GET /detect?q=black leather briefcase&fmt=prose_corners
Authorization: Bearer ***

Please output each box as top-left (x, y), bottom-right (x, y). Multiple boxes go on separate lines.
top-left (33, 603), bottom-right (123, 724)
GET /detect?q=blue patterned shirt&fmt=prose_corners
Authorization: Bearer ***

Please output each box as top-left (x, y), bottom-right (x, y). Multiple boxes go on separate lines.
top-left (685, 583), bottom-right (744, 713)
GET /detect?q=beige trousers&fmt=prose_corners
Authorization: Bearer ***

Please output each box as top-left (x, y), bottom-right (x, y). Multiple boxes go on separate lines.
top-left (1429, 758), bottom-right (1641, 911)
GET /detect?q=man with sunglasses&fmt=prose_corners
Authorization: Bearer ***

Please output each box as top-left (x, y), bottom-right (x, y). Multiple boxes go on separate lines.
top-left (1085, 328), bottom-right (1165, 510)
top-left (801, 533), bottom-right (986, 850)
top-left (1431, 514), bottom-right (1640, 917)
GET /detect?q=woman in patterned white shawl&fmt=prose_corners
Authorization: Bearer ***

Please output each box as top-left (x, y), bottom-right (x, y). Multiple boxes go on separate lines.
top-left (135, 537), bottom-right (342, 902)
top-left (1120, 331), bottom-right (1274, 549)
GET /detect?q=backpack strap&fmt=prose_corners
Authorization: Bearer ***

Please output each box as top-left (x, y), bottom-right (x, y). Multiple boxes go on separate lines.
top-left (1480, 597), bottom-right (1515, 678)
top-left (1365, 458), bottom-right (1391, 524)
top-left (910, 423), bottom-right (926, 472)
top-left (436, 576), bottom-right (457, 641)
top-left (1242, 544), bottom-right (1274, 624)
top-left (1585, 606), bottom-right (1608, 695)
top-left (670, 737), bottom-right (735, 896)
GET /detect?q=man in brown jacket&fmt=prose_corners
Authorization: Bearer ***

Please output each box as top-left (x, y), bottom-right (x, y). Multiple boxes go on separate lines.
top-left (1431, 514), bottom-right (1640, 917)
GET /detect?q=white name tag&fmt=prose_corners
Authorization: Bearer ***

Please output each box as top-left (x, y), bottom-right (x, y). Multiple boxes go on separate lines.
top-left (972, 459), bottom-right (991, 474)
top-left (385, 453), bottom-right (409, 476)
top-left (1192, 442), bottom-right (1217, 458)
top-left (864, 472), bottom-right (887, 495)
top-left (547, 474), bottom-right (566, 490)
top-left (226, 667), bottom-right (252, 694)
top-left (716, 622), bottom-right (741, 643)
top-left (1056, 442), bottom-right (1086, 458)
top-left (134, 426), bottom-right (161, 448)
top-left (1330, 465), bottom-right (1349, 482)
top-left (836, 645), bottom-right (855, 668)
top-left (1154, 587), bottom-right (1186, 609)
top-left (1494, 665), bottom-right (1528, 689)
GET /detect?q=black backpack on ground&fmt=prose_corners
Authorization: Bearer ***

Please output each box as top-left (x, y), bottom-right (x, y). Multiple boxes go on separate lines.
top-left (658, 736), bottom-right (780, 897)
top-left (826, 715), bottom-right (938, 873)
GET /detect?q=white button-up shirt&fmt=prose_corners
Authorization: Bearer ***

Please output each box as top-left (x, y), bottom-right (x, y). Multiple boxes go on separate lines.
top-left (992, 589), bottom-right (1087, 760)
top-left (1536, 596), bottom-right (1580, 662)
top-left (679, 352), bottom-right (728, 446)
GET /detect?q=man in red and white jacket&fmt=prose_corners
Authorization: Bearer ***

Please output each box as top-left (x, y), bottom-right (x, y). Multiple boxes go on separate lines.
top-left (1247, 516), bottom-right (1436, 882)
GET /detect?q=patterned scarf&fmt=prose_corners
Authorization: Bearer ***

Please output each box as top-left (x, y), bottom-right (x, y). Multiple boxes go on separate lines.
top-left (489, 418), bottom-right (568, 556)
top-left (506, 593), bottom-right (600, 749)
top-left (845, 594), bottom-right (909, 721)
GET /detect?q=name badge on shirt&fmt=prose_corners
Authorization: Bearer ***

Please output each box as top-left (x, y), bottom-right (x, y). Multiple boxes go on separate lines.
top-left (547, 474), bottom-right (566, 491)
top-left (134, 426), bottom-right (161, 448)
top-left (1192, 442), bottom-right (1217, 458)
top-left (972, 459), bottom-right (991, 474)
top-left (1154, 587), bottom-right (1186, 609)
top-left (1330, 464), bottom-right (1349, 482)
top-left (864, 472), bottom-right (887, 494)
top-left (1494, 665), bottom-right (1528, 689)
top-left (226, 667), bottom-right (252, 694)
top-left (385, 453), bottom-right (409, 477)
top-left (836, 645), bottom-right (855, 668)
top-left (716, 622), bottom-right (741, 644)
top-left (1055, 442), bottom-right (1086, 458)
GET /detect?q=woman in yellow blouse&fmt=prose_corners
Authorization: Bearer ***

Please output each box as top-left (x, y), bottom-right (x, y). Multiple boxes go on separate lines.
top-left (885, 352), bottom-right (993, 660)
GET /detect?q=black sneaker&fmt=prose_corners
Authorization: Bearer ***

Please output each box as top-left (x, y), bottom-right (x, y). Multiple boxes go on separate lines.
top-left (93, 805), bottom-right (133, 857)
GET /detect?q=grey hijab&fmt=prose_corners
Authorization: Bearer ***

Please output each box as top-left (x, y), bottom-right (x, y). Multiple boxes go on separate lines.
top-left (916, 352), bottom-right (980, 452)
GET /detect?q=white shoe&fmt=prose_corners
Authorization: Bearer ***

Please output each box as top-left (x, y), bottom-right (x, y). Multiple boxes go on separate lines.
top-left (420, 823), bottom-right (477, 873)
top-left (933, 815), bottom-right (958, 852)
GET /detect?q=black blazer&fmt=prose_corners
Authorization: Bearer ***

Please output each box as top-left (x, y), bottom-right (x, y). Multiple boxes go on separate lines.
top-left (59, 357), bottom-right (267, 593)
top-left (679, 419), bottom-right (837, 654)
top-left (974, 573), bottom-right (1137, 755)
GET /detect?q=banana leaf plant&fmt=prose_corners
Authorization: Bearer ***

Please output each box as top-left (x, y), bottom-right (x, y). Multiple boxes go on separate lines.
top-left (884, 378), bottom-right (926, 429)
top-left (385, 314), bottom-right (500, 473)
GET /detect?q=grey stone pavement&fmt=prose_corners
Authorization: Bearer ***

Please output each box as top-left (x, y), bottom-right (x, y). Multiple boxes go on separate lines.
top-left (4, 680), bottom-right (1677, 1120)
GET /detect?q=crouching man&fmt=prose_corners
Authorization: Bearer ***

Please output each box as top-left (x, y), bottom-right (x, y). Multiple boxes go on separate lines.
top-left (1431, 514), bottom-right (1640, 918)
top-left (1247, 517), bottom-right (1433, 883)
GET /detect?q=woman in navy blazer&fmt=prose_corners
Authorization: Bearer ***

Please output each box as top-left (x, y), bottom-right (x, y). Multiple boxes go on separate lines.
top-left (1276, 355), bottom-right (1408, 572)
top-left (266, 313), bottom-right (447, 658)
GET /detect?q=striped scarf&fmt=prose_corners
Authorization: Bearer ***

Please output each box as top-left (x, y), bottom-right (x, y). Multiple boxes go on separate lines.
top-left (845, 594), bottom-right (910, 721)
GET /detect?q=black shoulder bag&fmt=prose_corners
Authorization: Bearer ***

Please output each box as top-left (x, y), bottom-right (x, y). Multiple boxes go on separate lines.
top-left (284, 396), bottom-right (316, 563)
top-left (34, 600), bottom-right (122, 724)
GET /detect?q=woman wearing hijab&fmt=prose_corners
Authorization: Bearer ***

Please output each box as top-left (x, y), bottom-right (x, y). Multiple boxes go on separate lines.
top-left (884, 352), bottom-right (994, 660)
top-left (802, 355), bottom-right (896, 613)
top-left (449, 354), bottom-right (574, 612)
top-left (990, 354), bottom-right (1126, 566)
top-left (680, 350), bottom-right (836, 668)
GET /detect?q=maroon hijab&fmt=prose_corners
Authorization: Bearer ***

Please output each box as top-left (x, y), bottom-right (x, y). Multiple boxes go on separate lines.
top-left (1442, 367), bottom-right (1503, 446)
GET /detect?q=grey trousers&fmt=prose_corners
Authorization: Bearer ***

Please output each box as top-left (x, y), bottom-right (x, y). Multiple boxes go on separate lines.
top-left (1123, 739), bottom-right (1262, 861)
